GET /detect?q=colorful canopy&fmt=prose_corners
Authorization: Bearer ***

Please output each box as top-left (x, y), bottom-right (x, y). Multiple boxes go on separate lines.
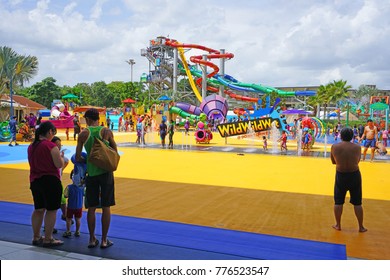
top-left (122, 98), bottom-right (136, 103)
top-left (158, 95), bottom-right (171, 101)
top-left (62, 93), bottom-right (79, 99)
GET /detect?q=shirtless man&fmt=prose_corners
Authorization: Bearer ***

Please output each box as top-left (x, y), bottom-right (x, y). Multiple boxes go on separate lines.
top-left (361, 119), bottom-right (378, 162)
top-left (330, 127), bottom-right (367, 233)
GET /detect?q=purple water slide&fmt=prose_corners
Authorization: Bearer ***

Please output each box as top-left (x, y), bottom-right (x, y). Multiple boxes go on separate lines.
top-left (200, 94), bottom-right (229, 119)
top-left (175, 102), bottom-right (202, 115)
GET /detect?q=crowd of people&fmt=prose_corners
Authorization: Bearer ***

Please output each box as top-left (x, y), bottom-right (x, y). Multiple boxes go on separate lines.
top-left (27, 108), bottom-right (118, 249)
top-left (5, 107), bottom-right (387, 253)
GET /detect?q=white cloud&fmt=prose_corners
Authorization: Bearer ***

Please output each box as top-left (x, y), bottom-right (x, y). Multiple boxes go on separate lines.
top-left (1, 0), bottom-right (389, 90)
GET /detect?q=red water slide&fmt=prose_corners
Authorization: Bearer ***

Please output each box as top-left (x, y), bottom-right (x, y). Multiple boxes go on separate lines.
top-left (165, 39), bottom-right (259, 104)
top-left (165, 39), bottom-right (233, 83)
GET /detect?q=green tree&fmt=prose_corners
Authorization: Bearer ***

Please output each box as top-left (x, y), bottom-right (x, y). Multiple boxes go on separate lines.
top-left (72, 83), bottom-right (92, 106)
top-left (0, 46), bottom-right (38, 115)
top-left (26, 77), bottom-right (62, 108)
top-left (316, 84), bottom-right (332, 119)
top-left (317, 80), bottom-right (352, 120)
top-left (354, 85), bottom-right (379, 113)
top-left (307, 94), bottom-right (323, 117)
top-left (329, 80), bottom-right (352, 122)
top-left (107, 81), bottom-right (130, 107)
top-left (89, 81), bottom-right (111, 107)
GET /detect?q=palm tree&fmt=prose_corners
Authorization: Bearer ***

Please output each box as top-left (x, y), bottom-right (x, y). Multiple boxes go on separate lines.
top-left (328, 80), bottom-right (352, 122)
top-left (0, 46), bottom-right (38, 116)
top-left (307, 94), bottom-right (323, 117)
top-left (317, 84), bottom-right (332, 119)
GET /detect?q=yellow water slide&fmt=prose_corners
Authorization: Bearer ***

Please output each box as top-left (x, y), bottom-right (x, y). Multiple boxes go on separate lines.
top-left (177, 45), bottom-right (203, 103)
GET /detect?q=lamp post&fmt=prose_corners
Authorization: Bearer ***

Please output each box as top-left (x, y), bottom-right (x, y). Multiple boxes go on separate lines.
top-left (9, 76), bottom-right (14, 118)
top-left (126, 59), bottom-right (136, 83)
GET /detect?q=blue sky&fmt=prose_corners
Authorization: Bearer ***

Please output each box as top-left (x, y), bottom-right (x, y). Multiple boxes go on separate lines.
top-left (1, 0), bottom-right (390, 90)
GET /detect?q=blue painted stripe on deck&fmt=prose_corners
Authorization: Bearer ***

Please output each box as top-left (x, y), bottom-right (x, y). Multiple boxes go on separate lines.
top-left (0, 201), bottom-right (346, 260)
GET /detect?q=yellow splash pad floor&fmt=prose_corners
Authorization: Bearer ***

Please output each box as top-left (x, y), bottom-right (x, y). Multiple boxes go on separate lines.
top-left (1, 130), bottom-right (389, 259)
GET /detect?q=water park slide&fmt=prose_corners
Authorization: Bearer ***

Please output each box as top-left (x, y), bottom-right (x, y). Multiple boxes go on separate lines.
top-left (166, 39), bottom-right (234, 103)
top-left (166, 39), bottom-right (315, 103)
top-left (182, 63), bottom-right (315, 99)
top-left (169, 106), bottom-right (198, 121)
top-left (43, 116), bottom-right (75, 129)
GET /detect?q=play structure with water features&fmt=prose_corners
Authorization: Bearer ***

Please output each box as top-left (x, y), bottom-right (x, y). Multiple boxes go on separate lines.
top-left (139, 36), bottom-right (326, 146)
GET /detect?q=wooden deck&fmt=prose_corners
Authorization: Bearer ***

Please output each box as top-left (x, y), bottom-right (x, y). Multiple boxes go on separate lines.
top-left (1, 132), bottom-right (389, 259)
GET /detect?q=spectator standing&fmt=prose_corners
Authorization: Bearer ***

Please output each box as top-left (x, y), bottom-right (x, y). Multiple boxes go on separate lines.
top-left (168, 120), bottom-right (175, 148)
top-left (73, 114), bottom-right (81, 141)
top-left (28, 121), bottom-right (65, 247)
top-left (106, 116), bottom-right (111, 129)
top-left (8, 116), bottom-right (19, 147)
top-left (75, 108), bottom-right (117, 249)
top-left (159, 119), bottom-right (167, 148)
top-left (27, 113), bottom-right (37, 132)
top-left (331, 127), bottom-right (367, 232)
top-left (382, 128), bottom-right (388, 147)
top-left (361, 119), bottom-right (378, 162)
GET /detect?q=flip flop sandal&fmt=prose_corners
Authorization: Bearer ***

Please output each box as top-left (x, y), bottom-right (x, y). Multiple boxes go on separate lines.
top-left (32, 237), bottom-right (43, 246)
top-left (87, 239), bottom-right (99, 248)
top-left (42, 238), bottom-right (64, 247)
top-left (100, 239), bottom-right (113, 249)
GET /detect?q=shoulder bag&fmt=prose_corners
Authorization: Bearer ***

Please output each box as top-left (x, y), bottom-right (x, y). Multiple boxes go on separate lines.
top-left (88, 128), bottom-right (120, 172)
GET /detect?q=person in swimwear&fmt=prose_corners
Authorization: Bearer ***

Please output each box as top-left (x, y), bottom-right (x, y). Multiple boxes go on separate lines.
top-left (331, 127), bottom-right (367, 233)
top-left (361, 119), bottom-right (378, 162)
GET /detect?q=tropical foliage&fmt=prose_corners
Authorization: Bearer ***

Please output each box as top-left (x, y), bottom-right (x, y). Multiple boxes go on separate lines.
top-left (0, 46), bottom-right (38, 94)
top-left (2, 46), bottom-right (388, 122)
top-left (308, 80), bottom-right (352, 120)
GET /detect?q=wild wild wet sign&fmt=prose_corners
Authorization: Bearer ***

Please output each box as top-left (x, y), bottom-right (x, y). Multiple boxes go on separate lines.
top-left (216, 117), bottom-right (281, 137)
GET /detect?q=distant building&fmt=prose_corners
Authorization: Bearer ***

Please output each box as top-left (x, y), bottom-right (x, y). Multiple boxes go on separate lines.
top-left (0, 94), bottom-right (46, 121)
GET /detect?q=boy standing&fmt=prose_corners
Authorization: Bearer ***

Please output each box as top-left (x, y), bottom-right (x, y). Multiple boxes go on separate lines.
top-left (8, 116), bottom-right (19, 147)
top-left (168, 120), bottom-right (175, 148)
top-left (63, 155), bottom-right (87, 238)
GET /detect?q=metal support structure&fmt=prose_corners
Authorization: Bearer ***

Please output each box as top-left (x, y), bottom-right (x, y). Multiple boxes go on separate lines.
top-left (201, 54), bottom-right (208, 100)
top-left (9, 76), bottom-right (14, 117)
top-left (173, 48), bottom-right (178, 99)
top-left (219, 49), bottom-right (225, 97)
top-left (126, 59), bottom-right (136, 82)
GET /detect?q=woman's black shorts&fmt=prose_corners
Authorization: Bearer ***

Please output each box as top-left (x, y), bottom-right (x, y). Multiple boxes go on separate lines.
top-left (30, 175), bottom-right (62, 211)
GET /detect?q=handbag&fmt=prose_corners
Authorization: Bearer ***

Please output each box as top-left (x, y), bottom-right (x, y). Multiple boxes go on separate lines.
top-left (88, 128), bottom-right (120, 172)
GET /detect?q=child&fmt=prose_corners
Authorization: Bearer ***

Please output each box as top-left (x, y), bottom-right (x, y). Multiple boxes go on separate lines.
top-left (136, 118), bottom-right (143, 144)
top-left (279, 131), bottom-right (288, 151)
top-left (51, 136), bottom-right (69, 222)
top-left (382, 129), bottom-right (388, 147)
top-left (159, 119), bottom-right (167, 148)
top-left (262, 135), bottom-right (268, 151)
top-left (302, 131), bottom-right (312, 151)
top-left (62, 153), bottom-right (87, 238)
top-left (375, 142), bottom-right (388, 156)
top-left (65, 127), bottom-right (69, 140)
top-left (168, 119), bottom-right (175, 148)
top-left (184, 118), bottom-right (190, 135)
